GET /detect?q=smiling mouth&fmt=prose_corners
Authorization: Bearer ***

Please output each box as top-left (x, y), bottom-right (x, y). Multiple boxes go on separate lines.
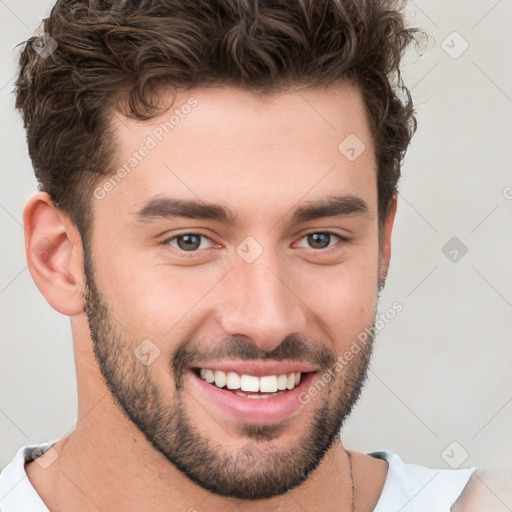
top-left (193, 368), bottom-right (309, 399)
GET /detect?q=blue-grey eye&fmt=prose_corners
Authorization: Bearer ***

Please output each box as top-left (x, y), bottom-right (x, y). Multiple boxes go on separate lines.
top-left (168, 233), bottom-right (211, 252)
top-left (300, 232), bottom-right (341, 249)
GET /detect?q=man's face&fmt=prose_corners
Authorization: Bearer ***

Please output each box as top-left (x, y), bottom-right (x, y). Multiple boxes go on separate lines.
top-left (83, 83), bottom-right (387, 499)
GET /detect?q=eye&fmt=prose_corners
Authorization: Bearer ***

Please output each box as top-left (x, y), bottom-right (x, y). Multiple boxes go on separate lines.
top-left (162, 230), bottom-right (344, 256)
top-left (164, 232), bottom-right (215, 252)
top-left (296, 232), bottom-right (343, 250)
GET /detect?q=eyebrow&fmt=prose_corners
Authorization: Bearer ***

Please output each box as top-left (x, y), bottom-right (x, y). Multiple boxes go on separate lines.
top-left (135, 194), bottom-right (370, 225)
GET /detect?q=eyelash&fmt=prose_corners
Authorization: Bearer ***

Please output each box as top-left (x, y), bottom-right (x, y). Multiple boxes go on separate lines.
top-left (162, 230), bottom-right (345, 257)
top-left (162, 230), bottom-right (214, 258)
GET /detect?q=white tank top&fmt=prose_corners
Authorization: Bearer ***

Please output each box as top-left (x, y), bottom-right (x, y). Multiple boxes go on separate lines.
top-left (370, 451), bottom-right (477, 511)
top-left (0, 444), bottom-right (477, 511)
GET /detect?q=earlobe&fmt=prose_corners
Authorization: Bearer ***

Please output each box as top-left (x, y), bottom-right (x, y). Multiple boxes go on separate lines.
top-left (24, 192), bottom-right (86, 316)
top-left (378, 196), bottom-right (397, 287)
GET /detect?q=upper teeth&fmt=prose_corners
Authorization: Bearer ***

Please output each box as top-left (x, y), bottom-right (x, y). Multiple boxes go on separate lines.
top-left (199, 369), bottom-right (302, 392)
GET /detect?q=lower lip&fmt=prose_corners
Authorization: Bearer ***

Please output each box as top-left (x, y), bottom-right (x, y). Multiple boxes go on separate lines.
top-left (189, 370), bottom-right (316, 424)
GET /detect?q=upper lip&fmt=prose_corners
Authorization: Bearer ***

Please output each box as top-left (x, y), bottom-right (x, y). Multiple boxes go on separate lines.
top-left (192, 361), bottom-right (318, 377)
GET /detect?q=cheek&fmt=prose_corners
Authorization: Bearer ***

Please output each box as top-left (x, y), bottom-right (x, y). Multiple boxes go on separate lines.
top-left (95, 255), bottom-right (225, 342)
top-left (292, 253), bottom-right (379, 341)
top-left (92, 231), bottom-right (379, 353)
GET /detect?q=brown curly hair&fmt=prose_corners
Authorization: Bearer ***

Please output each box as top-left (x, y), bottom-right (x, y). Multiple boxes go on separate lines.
top-left (15, 0), bottom-right (418, 240)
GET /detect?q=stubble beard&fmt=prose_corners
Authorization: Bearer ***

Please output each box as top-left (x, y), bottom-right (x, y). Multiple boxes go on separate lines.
top-left (82, 243), bottom-right (376, 500)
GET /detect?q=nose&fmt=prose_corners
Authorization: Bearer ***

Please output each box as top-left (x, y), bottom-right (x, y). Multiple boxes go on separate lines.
top-left (218, 250), bottom-right (307, 352)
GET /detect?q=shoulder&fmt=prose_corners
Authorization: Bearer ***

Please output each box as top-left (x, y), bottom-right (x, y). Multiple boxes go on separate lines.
top-left (452, 469), bottom-right (512, 512)
top-left (368, 451), bottom-right (477, 512)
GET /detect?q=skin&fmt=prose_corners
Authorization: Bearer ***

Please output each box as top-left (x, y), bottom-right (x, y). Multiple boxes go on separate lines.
top-left (23, 82), bottom-right (395, 511)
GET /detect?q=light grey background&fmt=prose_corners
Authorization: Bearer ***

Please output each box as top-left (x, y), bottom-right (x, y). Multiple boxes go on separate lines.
top-left (1, 0), bottom-right (511, 487)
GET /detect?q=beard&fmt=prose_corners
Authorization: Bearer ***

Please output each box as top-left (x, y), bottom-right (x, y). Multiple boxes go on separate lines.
top-left (82, 243), bottom-right (376, 500)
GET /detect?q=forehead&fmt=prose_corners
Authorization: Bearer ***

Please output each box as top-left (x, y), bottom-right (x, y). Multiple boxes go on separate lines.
top-left (96, 83), bottom-right (377, 226)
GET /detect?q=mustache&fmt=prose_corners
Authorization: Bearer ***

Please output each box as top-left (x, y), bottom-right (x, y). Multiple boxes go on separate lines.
top-left (172, 335), bottom-right (337, 387)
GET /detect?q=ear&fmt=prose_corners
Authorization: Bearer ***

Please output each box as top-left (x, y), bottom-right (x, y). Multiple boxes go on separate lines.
top-left (378, 195), bottom-right (397, 287)
top-left (24, 192), bottom-right (86, 316)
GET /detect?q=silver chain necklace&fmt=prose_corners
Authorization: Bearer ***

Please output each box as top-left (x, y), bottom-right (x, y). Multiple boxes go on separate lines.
top-left (345, 449), bottom-right (355, 512)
